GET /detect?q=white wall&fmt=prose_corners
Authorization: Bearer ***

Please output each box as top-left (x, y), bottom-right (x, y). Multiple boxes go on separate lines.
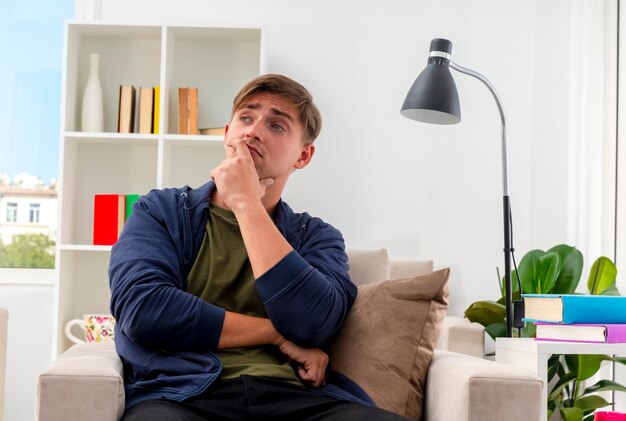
top-left (0, 271), bottom-right (54, 421)
top-left (93, 0), bottom-right (608, 317)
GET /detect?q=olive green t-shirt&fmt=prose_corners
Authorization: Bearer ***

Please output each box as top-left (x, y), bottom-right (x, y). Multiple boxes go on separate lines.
top-left (184, 204), bottom-right (301, 385)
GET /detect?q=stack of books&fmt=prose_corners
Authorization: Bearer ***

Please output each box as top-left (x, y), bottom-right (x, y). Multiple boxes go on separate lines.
top-left (523, 294), bottom-right (626, 343)
top-left (93, 194), bottom-right (140, 245)
top-left (117, 85), bottom-right (160, 134)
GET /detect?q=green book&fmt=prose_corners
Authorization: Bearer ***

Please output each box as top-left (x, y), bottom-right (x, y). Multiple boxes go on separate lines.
top-left (125, 194), bottom-right (140, 221)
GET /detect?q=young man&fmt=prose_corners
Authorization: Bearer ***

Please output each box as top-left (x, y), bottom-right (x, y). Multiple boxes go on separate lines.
top-left (109, 74), bottom-right (408, 420)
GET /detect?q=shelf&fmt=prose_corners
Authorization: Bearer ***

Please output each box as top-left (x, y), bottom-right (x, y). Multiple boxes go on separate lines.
top-left (60, 244), bottom-right (112, 252)
top-left (163, 134), bottom-right (223, 143)
top-left (65, 131), bottom-right (159, 143)
top-left (65, 21), bottom-right (163, 39)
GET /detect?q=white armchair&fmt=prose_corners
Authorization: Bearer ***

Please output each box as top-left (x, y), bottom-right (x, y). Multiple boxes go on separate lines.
top-left (37, 250), bottom-right (542, 421)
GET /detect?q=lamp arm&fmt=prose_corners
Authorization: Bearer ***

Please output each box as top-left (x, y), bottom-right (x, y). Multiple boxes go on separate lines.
top-left (450, 61), bottom-right (514, 337)
top-left (449, 61), bottom-right (508, 196)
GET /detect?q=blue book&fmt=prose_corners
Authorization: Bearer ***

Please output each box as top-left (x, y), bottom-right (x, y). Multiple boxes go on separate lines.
top-left (522, 294), bottom-right (626, 324)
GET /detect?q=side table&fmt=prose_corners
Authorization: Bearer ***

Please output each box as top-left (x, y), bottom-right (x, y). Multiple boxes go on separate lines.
top-left (496, 337), bottom-right (626, 421)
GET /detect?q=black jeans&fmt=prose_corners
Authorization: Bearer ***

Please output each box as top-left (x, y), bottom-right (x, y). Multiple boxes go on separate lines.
top-left (122, 375), bottom-right (410, 421)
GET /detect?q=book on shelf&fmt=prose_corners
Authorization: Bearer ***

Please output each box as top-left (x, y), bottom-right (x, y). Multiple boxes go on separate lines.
top-left (117, 85), bottom-right (136, 133)
top-left (188, 87), bottom-right (198, 135)
top-left (199, 127), bottom-right (225, 136)
top-left (93, 194), bottom-right (126, 245)
top-left (178, 87), bottom-right (188, 134)
top-left (138, 87), bottom-right (154, 134)
top-left (125, 194), bottom-right (140, 221)
top-left (153, 86), bottom-right (160, 134)
top-left (535, 322), bottom-right (626, 343)
top-left (522, 294), bottom-right (626, 324)
top-left (177, 87), bottom-right (199, 134)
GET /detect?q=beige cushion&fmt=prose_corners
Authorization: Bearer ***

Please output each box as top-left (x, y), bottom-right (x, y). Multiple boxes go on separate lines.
top-left (329, 268), bottom-right (450, 419)
top-left (346, 248), bottom-right (390, 286)
top-left (390, 259), bottom-right (433, 279)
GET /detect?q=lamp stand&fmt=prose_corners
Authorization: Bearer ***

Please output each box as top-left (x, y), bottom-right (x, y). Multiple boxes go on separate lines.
top-left (449, 62), bottom-right (514, 337)
top-left (503, 195), bottom-right (513, 337)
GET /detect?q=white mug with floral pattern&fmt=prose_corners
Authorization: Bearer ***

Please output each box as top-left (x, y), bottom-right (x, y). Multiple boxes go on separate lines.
top-left (64, 314), bottom-right (115, 344)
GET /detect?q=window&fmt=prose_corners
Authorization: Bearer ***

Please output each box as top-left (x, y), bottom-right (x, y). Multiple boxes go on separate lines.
top-left (0, 1), bottom-right (73, 268)
top-left (6, 203), bottom-right (17, 223)
top-left (29, 203), bottom-right (40, 224)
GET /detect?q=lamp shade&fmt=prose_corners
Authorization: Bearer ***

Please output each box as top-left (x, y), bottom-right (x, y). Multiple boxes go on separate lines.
top-left (401, 38), bottom-right (461, 125)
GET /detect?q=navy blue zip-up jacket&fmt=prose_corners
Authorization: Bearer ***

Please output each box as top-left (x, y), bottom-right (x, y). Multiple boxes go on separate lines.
top-left (109, 181), bottom-right (370, 410)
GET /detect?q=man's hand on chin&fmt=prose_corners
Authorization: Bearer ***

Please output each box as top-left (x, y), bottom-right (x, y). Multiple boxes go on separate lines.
top-left (210, 138), bottom-right (272, 212)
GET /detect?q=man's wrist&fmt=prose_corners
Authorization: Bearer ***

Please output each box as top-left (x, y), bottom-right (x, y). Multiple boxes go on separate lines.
top-left (273, 334), bottom-right (287, 347)
top-left (230, 195), bottom-right (265, 217)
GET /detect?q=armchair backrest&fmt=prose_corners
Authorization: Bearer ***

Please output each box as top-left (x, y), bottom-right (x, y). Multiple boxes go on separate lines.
top-left (346, 248), bottom-right (433, 286)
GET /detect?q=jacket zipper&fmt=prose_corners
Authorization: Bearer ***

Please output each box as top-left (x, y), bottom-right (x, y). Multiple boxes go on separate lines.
top-left (179, 192), bottom-right (192, 264)
top-left (296, 223), bottom-right (307, 249)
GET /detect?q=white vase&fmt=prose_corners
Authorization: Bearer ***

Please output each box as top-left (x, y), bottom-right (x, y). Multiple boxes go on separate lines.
top-left (81, 53), bottom-right (104, 132)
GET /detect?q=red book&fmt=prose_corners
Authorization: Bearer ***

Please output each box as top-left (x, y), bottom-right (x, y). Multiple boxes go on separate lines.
top-left (93, 195), bottom-right (125, 245)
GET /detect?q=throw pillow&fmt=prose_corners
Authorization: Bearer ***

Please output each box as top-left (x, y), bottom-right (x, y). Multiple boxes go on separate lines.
top-left (329, 268), bottom-right (450, 419)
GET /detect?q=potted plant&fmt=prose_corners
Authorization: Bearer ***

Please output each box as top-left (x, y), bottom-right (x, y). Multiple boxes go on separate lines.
top-left (464, 244), bottom-right (623, 421)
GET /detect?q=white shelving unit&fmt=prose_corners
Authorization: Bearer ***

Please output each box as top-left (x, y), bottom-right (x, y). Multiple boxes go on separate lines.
top-left (54, 21), bottom-right (265, 355)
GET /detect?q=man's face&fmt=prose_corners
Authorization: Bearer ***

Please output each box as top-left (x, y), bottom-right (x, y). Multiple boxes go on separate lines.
top-left (224, 93), bottom-right (314, 182)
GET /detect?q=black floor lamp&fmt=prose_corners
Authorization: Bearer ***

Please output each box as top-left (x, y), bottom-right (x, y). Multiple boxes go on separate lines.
top-left (400, 38), bottom-right (515, 337)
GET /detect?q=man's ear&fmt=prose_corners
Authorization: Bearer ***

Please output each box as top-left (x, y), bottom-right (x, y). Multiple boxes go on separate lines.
top-left (293, 143), bottom-right (315, 170)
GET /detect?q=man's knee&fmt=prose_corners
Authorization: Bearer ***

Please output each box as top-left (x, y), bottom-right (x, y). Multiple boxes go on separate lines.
top-left (325, 402), bottom-right (411, 421)
top-left (121, 399), bottom-right (199, 421)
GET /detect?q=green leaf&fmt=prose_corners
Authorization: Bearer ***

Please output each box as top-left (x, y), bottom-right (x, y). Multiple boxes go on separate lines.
top-left (574, 395), bottom-right (610, 412)
top-left (587, 257), bottom-right (618, 295)
top-left (513, 248), bottom-right (575, 295)
top-left (610, 356), bottom-right (626, 365)
top-left (548, 355), bottom-right (562, 382)
top-left (549, 371), bottom-right (577, 401)
top-left (564, 355), bottom-right (604, 381)
top-left (582, 379), bottom-right (626, 395)
top-left (560, 407), bottom-right (584, 421)
top-left (599, 284), bottom-right (621, 296)
top-left (548, 245), bottom-right (584, 294)
top-left (514, 250), bottom-right (545, 294)
top-left (485, 322), bottom-right (506, 340)
top-left (521, 322), bottom-right (536, 338)
top-left (537, 252), bottom-right (561, 293)
top-left (464, 301), bottom-right (506, 327)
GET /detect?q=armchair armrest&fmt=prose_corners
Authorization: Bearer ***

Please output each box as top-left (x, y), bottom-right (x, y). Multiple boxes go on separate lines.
top-left (436, 315), bottom-right (485, 358)
top-left (423, 350), bottom-right (542, 421)
top-left (36, 342), bottom-right (124, 421)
